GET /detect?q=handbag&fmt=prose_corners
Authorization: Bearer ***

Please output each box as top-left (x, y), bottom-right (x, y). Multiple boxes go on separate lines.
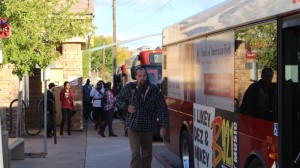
top-left (72, 101), bottom-right (76, 116)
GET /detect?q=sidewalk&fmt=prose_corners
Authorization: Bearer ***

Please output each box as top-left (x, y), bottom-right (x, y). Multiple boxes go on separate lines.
top-left (10, 119), bottom-right (165, 168)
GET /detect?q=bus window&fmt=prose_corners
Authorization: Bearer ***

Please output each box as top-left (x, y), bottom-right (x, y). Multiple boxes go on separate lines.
top-left (235, 22), bottom-right (278, 122)
top-left (148, 73), bottom-right (155, 84)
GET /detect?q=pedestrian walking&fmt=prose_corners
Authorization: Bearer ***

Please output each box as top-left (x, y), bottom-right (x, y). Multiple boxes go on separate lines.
top-left (98, 82), bottom-right (117, 137)
top-left (116, 67), bottom-right (168, 168)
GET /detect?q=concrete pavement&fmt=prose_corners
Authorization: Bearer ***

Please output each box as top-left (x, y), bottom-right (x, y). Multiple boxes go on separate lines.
top-left (10, 119), bottom-right (166, 168)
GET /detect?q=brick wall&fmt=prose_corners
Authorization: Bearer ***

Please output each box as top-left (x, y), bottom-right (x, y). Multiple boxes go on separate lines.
top-left (0, 64), bottom-right (21, 137)
top-left (234, 42), bottom-right (251, 104)
top-left (0, 64), bottom-right (20, 107)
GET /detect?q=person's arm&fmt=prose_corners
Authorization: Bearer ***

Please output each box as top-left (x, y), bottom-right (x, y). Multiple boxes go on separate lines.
top-left (116, 84), bottom-right (131, 111)
top-left (60, 89), bottom-right (64, 102)
top-left (155, 88), bottom-right (168, 138)
top-left (69, 90), bottom-right (74, 102)
top-left (90, 87), bottom-right (95, 98)
top-left (156, 88), bottom-right (168, 128)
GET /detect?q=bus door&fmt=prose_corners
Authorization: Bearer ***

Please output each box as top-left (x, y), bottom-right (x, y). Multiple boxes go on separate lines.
top-left (281, 15), bottom-right (300, 168)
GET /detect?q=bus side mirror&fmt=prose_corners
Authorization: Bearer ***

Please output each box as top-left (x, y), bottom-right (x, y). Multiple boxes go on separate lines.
top-left (131, 66), bottom-right (136, 80)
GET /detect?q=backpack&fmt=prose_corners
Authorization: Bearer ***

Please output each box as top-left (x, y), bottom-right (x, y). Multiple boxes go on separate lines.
top-left (96, 89), bottom-right (107, 107)
top-left (129, 82), bottom-right (136, 103)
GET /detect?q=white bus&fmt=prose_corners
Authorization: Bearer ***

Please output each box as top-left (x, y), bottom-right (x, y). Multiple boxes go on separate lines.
top-left (162, 0), bottom-right (300, 167)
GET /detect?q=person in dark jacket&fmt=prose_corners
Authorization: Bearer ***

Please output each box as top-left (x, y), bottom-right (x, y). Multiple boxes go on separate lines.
top-left (47, 83), bottom-right (56, 138)
top-left (240, 67), bottom-right (276, 120)
top-left (116, 67), bottom-right (168, 168)
top-left (82, 79), bottom-right (92, 121)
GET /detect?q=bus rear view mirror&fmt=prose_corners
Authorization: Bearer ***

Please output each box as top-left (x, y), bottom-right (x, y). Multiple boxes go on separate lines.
top-left (131, 66), bottom-right (136, 80)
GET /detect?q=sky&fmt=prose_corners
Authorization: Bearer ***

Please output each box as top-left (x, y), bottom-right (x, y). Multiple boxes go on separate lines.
top-left (93, 0), bottom-right (227, 50)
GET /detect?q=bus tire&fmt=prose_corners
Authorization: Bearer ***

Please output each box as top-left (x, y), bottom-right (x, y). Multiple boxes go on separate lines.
top-left (248, 158), bottom-right (265, 168)
top-left (180, 130), bottom-right (194, 168)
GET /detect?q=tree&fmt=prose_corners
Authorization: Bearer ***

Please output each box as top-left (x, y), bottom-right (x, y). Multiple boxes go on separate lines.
top-left (117, 46), bottom-right (131, 67)
top-left (0, 0), bottom-right (93, 137)
top-left (235, 22), bottom-right (277, 70)
top-left (90, 35), bottom-right (112, 81)
top-left (0, 0), bottom-right (93, 77)
top-left (89, 35), bottom-right (130, 82)
top-left (82, 50), bottom-right (91, 78)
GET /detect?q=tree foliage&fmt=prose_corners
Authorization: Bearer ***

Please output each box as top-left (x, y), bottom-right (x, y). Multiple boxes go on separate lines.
top-left (90, 35), bottom-right (131, 82)
top-left (117, 46), bottom-right (131, 67)
top-left (82, 50), bottom-right (91, 78)
top-left (0, 0), bottom-right (93, 78)
top-left (235, 22), bottom-right (277, 70)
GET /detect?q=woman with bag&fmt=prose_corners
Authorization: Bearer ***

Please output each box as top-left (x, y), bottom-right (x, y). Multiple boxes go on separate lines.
top-left (90, 80), bottom-right (105, 130)
top-left (59, 81), bottom-right (74, 135)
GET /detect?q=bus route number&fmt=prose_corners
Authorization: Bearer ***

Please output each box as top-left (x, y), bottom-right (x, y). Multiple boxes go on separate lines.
top-left (149, 53), bottom-right (162, 63)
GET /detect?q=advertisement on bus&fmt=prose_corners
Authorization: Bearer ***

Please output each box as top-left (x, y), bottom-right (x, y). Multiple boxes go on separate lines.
top-left (193, 31), bottom-right (237, 168)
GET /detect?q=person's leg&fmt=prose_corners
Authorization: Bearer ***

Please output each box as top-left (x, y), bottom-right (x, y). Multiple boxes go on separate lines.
top-left (99, 110), bottom-right (108, 137)
top-left (93, 107), bottom-right (100, 129)
top-left (99, 108), bottom-right (110, 137)
top-left (67, 109), bottom-right (72, 135)
top-left (60, 108), bottom-right (67, 135)
top-left (88, 103), bottom-right (92, 120)
top-left (140, 132), bottom-right (153, 168)
top-left (107, 108), bottom-right (117, 137)
top-left (128, 129), bottom-right (142, 168)
top-left (83, 102), bottom-right (88, 120)
top-left (48, 113), bottom-right (54, 136)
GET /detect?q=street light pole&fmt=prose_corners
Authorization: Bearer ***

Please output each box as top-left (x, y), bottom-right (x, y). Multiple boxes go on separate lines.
top-left (112, 0), bottom-right (117, 85)
top-left (102, 48), bottom-right (106, 80)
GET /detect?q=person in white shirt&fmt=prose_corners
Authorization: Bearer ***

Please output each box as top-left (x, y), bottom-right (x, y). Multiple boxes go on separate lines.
top-left (90, 81), bottom-right (105, 129)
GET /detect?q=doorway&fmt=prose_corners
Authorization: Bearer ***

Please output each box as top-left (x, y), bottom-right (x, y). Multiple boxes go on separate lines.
top-left (281, 15), bottom-right (300, 168)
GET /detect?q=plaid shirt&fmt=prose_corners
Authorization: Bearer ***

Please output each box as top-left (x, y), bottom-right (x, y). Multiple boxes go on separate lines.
top-left (116, 82), bottom-right (168, 132)
top-left (104, 90), bottom-right (115, 111)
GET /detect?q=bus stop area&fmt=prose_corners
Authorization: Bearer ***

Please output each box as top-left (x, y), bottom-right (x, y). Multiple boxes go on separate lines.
top-left (9, 119), bottom-right (177, 168)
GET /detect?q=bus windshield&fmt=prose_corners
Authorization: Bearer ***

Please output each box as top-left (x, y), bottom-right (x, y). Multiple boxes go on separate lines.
top-left (144, 66), bottom-right (162, 85)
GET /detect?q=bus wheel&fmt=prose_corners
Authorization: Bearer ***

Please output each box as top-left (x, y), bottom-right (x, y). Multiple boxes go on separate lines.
top-left (180, 130), bottom-right (193, 168)
top-left (248, 158), bottom-right (265, 168)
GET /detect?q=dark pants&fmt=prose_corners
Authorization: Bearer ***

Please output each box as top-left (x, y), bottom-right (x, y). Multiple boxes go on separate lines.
top-left (60, 108), bottom-right (72, 135)
top-left (93, 107), bottom-right (104, 128)
top-left (128, 129), bottom-right (153, 168)
top-left (100, 108), bottom-right (114, 133)
top-left (83, 102), bottom-right (92, 120)
top-left (47, 112), bottom-right (54, 134)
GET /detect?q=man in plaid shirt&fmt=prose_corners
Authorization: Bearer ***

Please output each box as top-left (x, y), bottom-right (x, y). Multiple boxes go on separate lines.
top-left (116, 67), bottom-right (168, 168)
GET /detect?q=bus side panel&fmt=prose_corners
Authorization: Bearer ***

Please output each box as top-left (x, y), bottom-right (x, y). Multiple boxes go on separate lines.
top-left (238, 114), bottom-right (278, 167)
top-left (164, 97), bottom-right (193, 157)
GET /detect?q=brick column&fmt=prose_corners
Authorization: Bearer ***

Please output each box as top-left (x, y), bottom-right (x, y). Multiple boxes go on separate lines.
top-left (62, 43), bottom-right (83, 130)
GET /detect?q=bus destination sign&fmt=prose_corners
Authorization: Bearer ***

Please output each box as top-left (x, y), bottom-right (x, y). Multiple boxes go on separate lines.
top-left (149, 53), bottom-right (162, 63)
